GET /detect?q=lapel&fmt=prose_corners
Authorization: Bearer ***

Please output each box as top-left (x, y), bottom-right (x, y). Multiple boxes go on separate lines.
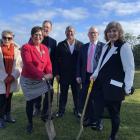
top-left (85, 43), bottom-right (90, 61)
top-left (63, 40), bottom-right (71, 54)
top-left (100, 45), bottom-right (118, 69)
top-left (32, 44), bottom-right (45, 62)
top-left (94, 42), bottom-right (101, 59)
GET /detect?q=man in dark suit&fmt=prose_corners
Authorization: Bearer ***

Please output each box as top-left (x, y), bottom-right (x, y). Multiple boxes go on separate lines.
top-left (33, 20), bottom-right (57, 120)
top-left (76, 26), bottom-right (104, 130)
top-left (55, 26), bottom-right (83, 117)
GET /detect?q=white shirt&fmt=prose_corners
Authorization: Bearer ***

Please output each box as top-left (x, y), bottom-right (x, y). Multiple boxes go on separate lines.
top-left (67, 40), bottom-right (75, 54)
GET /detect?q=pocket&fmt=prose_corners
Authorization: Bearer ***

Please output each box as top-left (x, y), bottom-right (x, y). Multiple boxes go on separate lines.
top-left (110, 79), bottom-right (123, 88)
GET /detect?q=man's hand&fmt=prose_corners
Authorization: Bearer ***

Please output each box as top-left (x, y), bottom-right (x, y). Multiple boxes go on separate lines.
top-left (76, 77), bottom-right (82, 84)
top-left (55, 75), bottom-right (60, 82)
top-left (90, 74), bottom-right (94, 81)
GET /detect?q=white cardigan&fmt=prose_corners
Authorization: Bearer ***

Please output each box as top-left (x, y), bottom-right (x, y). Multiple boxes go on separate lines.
top-left (0, 43), bottom-right (22, 94)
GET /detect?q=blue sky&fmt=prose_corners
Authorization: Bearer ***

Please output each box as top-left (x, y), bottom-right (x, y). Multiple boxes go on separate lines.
top-left (0, 0), bottom-right (140, 45)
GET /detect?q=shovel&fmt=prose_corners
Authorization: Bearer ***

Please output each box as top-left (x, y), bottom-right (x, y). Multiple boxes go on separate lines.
top-left (56, 82), bottom-right (60, 108)
top-left (76, 80), bottom-right (94, 140)
top-left (45, 80), bottom-right (56, 140)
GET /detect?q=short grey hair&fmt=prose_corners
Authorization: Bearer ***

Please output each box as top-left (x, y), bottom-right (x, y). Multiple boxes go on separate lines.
top-left (1, 30), bottom-right (14, 37)
top-left (65, 25), bottom-right (75, 32)
top-left (88, 26), bottom-right (98, 33)
top-left (42, 20), bottom-right (52, 27)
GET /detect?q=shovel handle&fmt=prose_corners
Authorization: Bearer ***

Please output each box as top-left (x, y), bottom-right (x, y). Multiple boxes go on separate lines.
top-left (76, 80), bottom-right (94, 140)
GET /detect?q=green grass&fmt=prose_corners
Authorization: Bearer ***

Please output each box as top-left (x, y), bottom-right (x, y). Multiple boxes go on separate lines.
top-left (0, 72), bottom-right (140, 140)
top-left (134, 71), bottom-right (140, 89)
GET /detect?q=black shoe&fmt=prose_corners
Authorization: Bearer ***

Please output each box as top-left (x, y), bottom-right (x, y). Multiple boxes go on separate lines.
top-left (4, 114), bottom-right (16, 123)
top-left (77, 112), bottom-right (82, 118)
top-left (33, 109), bottom-right (41, 117)
top-left (83, 118), bottom-right (96, 127)
top-left (26, 123), bottom-right (33, 134)
top-left (73, 109), bottom-right (78, 117)
top-left (0, 118), bottom-right (5, 128)
top-left (41, 113), bottom-right (54, 122)
top-left (56, 112), bottom-right (64, 118)
top-left (91, 123), bottom-right (103, 131)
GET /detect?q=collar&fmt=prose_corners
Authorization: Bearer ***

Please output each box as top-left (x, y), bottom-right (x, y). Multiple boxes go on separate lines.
top-left (67, 39), bottom-right (75, 46)
top-left (90, 40), bottom-right (98, 46)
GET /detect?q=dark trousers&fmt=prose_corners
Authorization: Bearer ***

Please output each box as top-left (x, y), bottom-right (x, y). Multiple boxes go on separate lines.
top-left (0, 93), bottom-right (13, 118)
top-left (59, 79), bottom-right (80, 113)
top-left (34, 78), bottom-right (54, 111)
top-left (93, 89), bottom-right (121, 138)
top-left (26, 92), bottom-right (50, 124)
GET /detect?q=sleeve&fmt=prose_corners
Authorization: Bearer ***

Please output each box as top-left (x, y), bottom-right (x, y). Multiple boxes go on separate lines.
top-left (76, 47), bottom-right (82, 78)
top-left (51, 40), bottom-right (57, 76)
top-left (44, 48), bottom-right (52, 74)
top-left (21, 44), bottom-right (44, 80)
top-left (11, 48), bottom-right (22, 79)
top-left (120, 43), bottom-right (135, 94)
top-left (55, 43), bottom-right (61, 75)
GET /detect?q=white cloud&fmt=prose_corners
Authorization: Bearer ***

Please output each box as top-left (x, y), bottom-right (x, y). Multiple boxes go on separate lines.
top-left (13, 7), bottom-right (89, 23)
top-left (14, 10), bottom-right (57, 22)
top-left (102, 1), bottom-right (140, 15)
top-left (51, 22), bottom-right (69, 42)
top-left (56, 7), bottom-right (89, 20)
top-left (0, 20), bottom-right (29, 46)
top-left (120, 20), bottom-right (140, 36)
top-left (22, 0), bottom-right (54, 6)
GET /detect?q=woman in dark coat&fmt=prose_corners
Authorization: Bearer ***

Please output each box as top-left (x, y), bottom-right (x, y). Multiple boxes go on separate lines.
top-left (90, 21), bottom-right (135, 140)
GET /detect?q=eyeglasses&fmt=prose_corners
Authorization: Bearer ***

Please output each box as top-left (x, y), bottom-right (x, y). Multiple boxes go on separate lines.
top-left (34, 34), bottom-right (42, 37)
top-left (2, 36), bottom-right (13, 41)
top-left (89, 32), bottom-right (98, 34)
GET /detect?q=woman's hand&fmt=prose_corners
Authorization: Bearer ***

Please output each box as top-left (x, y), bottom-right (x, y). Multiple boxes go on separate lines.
top-left (4, 75), bottom-right (15, 84)
top-left (44, 74), bottom-right (53, 80)
top-left (55, 75), bottom-right (60, 83)
top-left (76, 77), bottom-right (82, 84)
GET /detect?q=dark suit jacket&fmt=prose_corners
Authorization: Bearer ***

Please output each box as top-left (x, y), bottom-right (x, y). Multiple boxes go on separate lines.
top-left (56, 39), bottom-right (83, 83)
top-left (42, 36), bottom-right (57, 75)
top-left (77, 41), bottom-right (105, 83)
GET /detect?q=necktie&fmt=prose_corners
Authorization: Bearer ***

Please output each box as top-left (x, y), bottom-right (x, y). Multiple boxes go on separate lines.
top-left (87, 44), bottom-right (95, 73)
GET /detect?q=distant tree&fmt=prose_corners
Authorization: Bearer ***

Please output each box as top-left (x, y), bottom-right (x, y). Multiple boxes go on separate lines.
top-left (124, 33), bottom-right (140, 69)
top-left (124, 33), bottom-right (137, 48)
top-left (133, 44), bottom-right (140, 69)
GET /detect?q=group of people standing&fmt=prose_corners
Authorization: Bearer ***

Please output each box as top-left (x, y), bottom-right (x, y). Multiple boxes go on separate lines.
top-left (0, 20), bottom-right (135, 140)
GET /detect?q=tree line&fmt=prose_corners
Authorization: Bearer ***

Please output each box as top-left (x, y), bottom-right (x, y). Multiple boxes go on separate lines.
top-left (125, 33), bottom-right (140, 69)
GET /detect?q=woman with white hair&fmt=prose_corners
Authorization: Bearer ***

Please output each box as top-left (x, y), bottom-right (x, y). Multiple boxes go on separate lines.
top-left (0, 30), bottom-right (21, 128)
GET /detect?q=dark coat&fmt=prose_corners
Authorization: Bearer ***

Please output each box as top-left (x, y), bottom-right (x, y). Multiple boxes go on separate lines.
top-left (77, 41), bottom-right (104, 83)
top-left (56, 39), bottom-right (83, 83)
top-left (42, 36), bottom-right (57, 75)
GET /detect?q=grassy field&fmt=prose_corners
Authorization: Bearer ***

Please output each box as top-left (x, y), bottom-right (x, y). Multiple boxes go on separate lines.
top-left (0, 72), bottom-right (140, 140)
